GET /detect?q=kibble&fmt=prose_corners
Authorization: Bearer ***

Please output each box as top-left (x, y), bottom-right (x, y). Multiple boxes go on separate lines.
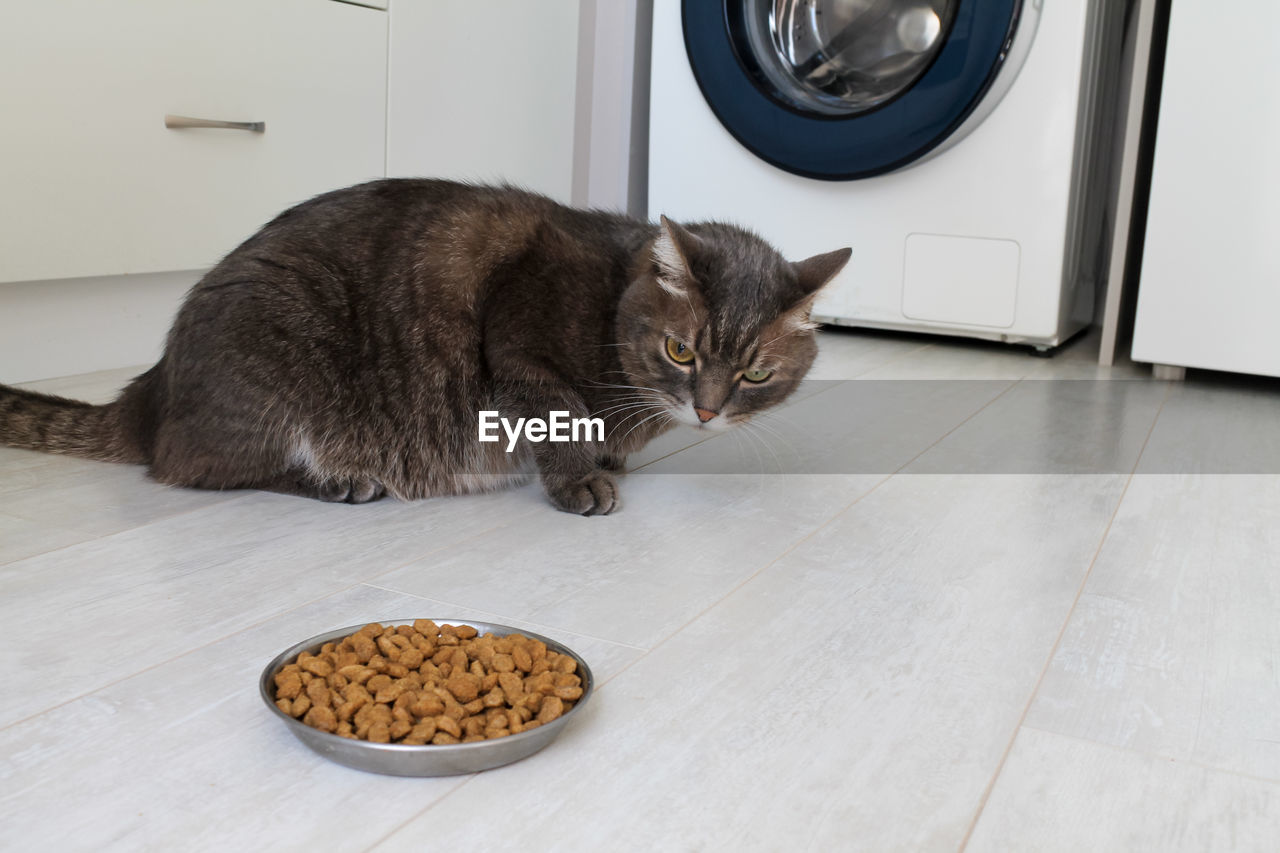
top-left (272, 623), bottom-right (583, 745)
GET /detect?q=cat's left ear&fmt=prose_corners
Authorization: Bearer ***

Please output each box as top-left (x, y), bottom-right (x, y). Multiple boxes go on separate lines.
top-left (793, 247), bottom-right (852, 296)
top-left (782, 247), bottom-right (851, 330)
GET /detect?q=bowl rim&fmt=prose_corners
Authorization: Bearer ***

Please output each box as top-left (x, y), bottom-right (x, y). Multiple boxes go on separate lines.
top-left (259, 617), bottom-right (595, 753)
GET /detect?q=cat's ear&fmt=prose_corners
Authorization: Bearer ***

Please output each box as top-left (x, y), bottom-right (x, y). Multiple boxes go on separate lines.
top-left (652, 215), bottom-right (702, 296)
top-left (792, 247), bottom-right (852, 296)
top-left (782, 247), bottom-right (852, 331)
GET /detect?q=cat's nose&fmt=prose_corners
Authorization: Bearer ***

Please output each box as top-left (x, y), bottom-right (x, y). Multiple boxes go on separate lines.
top-left (694, 407), bottom-right (718, 423)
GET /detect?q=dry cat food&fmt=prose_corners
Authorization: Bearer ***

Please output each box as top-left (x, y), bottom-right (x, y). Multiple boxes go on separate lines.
top-left (271, 621), bottom-right (583, 745)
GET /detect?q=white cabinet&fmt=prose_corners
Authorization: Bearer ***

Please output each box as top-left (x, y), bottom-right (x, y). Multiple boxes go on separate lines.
top-left (0, 0), bottom-right (388, 284)
top-left (0, 0), bottom-right (591, 383)
top-left (385, 0), bottom-right (580, 203)
top-left (1131, 0), bottom-right (1280, 378)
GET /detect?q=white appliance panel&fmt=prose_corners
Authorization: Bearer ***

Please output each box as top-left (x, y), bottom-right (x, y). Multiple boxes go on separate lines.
top-left (1131, 0), bottom-right (1280, 378)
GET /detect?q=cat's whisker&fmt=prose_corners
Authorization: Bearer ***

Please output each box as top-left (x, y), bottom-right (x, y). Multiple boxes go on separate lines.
top-left (752, 415), bottom-right (806, 466)
top-left (583, 386), bottom-right (668, 401)
top-left (748, 425), bottom-right (795, 466)
top-left (610, 403), bottom-right (666, 429)
top-left (578, 379), bottom-right (665, 395)
top-left (752, 411), bottom-right (806, 449)
top-left (599, 392), bottom-right (679, 414)
top-left (743, 420), bottom-right (787, 476)
top-left (592, 397), bottom-right (661, 413)
top-left (604, 389), bottom-right (670, 403)
top-left (605, 389), bottom-right (667, 401)
top-left (762, 354), bottom-right (803, 367)
top-left (606, 403), bottom-right (665, 437)
top-left (591, 390), bottom-right (668, 408)
top-left (734, 431), bottom-right (773, 503)
top-left (758, 326), bottom-right (810, 351)
top-left (593, 400), bottom-right (668, 420)
top-left (733, 423), bottom-right (766, 476)
top-left (594, 392), bottom-right (671, 411)
top-left (619, 409), bottom-right (673, 446)
top-left (742, 420), bottom-right (789, 474)
top-left (745, 412), bottom-right (792, 442)
top-left (732, 417), bottom-right (757, 471)
top-left (755, 408), bottom-right (801, 426)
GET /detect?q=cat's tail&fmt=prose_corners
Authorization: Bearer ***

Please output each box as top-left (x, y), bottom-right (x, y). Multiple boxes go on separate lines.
top-left (0, 365), bottom-right (161, 464)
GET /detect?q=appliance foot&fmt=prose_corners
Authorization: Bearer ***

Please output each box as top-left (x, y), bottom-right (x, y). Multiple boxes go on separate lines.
top-left (1152, 363), bottom-right (1187, 381)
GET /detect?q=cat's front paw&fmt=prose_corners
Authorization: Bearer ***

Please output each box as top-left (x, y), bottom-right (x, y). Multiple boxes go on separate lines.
top-left (543, 470), bottom-right (619, 516)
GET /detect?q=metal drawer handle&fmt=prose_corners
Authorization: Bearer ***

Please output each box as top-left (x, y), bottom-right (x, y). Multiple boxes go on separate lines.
top-left (164, 114), bottom-right (265, 133)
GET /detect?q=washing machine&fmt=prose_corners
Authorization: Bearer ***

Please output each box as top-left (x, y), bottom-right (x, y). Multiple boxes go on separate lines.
top-left (648, 0), bottom-right (1130, 349)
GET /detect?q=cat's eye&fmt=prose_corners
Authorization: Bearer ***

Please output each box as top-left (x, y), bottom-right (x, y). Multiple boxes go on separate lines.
top-left (665, 336), bottom-right (695, 365)
top-left (742, 368), bottom-right (773, 383)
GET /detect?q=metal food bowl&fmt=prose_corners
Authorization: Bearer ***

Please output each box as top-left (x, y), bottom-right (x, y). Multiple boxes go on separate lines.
top-left (259, 619), bottom-right (594, 776)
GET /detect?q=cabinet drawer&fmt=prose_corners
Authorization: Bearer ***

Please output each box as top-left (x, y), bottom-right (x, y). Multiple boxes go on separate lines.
top-left (0, 0), bottom-right (387, 283)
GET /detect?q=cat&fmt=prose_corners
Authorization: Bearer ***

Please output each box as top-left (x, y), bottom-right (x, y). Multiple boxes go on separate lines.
top-left (0, 179), bottom-right (849, 515)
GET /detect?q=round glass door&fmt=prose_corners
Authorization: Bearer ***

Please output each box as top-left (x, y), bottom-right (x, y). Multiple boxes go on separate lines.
top-left (745, 0), bottom-right (959, 116)
top-left (682, 0), bottom-right (1030, 180)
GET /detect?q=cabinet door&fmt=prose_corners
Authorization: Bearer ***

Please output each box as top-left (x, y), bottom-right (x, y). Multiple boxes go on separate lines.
top-left (386, 0), bottom-right (580, 203)
top-left (0, 0), bottom-right (387, 283)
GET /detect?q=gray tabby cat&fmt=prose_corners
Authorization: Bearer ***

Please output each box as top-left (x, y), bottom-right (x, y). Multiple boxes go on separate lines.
top-left (0, 179), bottom-right (849, 515)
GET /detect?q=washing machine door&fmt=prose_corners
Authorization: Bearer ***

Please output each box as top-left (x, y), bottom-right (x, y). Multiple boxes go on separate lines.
top-left (683, 0), bottom-right (1039, 180)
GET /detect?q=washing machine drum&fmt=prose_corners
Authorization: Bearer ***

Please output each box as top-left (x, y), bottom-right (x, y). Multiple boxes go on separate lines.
top-left (684, 0), bottom-right (1030, 180)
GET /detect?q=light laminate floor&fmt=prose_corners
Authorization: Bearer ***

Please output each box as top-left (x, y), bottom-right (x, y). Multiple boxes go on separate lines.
top-left (3, 328), bottom-right (1279, 851)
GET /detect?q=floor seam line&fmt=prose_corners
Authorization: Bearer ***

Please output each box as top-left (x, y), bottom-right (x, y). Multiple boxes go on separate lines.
top-left (629, 376), bottom-right (851, 473)
top-left (0, 491), bottom-right (252, 567)
top-left (0, 516), bottom-right (530, 734)
top-left (895, 376), bottom-right (1023, 472)
top-left (579, 473), bottom-right (895, 698)
top-left (846, 340), bottom-right (936, 378)
top-left (589, 375), bottom-right (1025, 701)
top-left (378, 471), bottom-right (902, 838)
top-left (1017, 722), bottom-right (1280, 788)
top-left (955, 378), bottom-right (1174, 852)
top-left (362, 775), bottom-right (479, 852)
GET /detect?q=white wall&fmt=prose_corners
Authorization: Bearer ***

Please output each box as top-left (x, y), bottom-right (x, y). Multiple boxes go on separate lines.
top-left (386, 0), bottom-right (581, 202)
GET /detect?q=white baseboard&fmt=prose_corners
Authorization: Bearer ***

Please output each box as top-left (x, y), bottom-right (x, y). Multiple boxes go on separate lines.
top-left (0, 270), bottom-right (200, 384)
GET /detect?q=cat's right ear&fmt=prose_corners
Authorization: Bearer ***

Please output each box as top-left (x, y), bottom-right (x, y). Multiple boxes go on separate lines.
top-left (652, 215), bottom-right (701, 296)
